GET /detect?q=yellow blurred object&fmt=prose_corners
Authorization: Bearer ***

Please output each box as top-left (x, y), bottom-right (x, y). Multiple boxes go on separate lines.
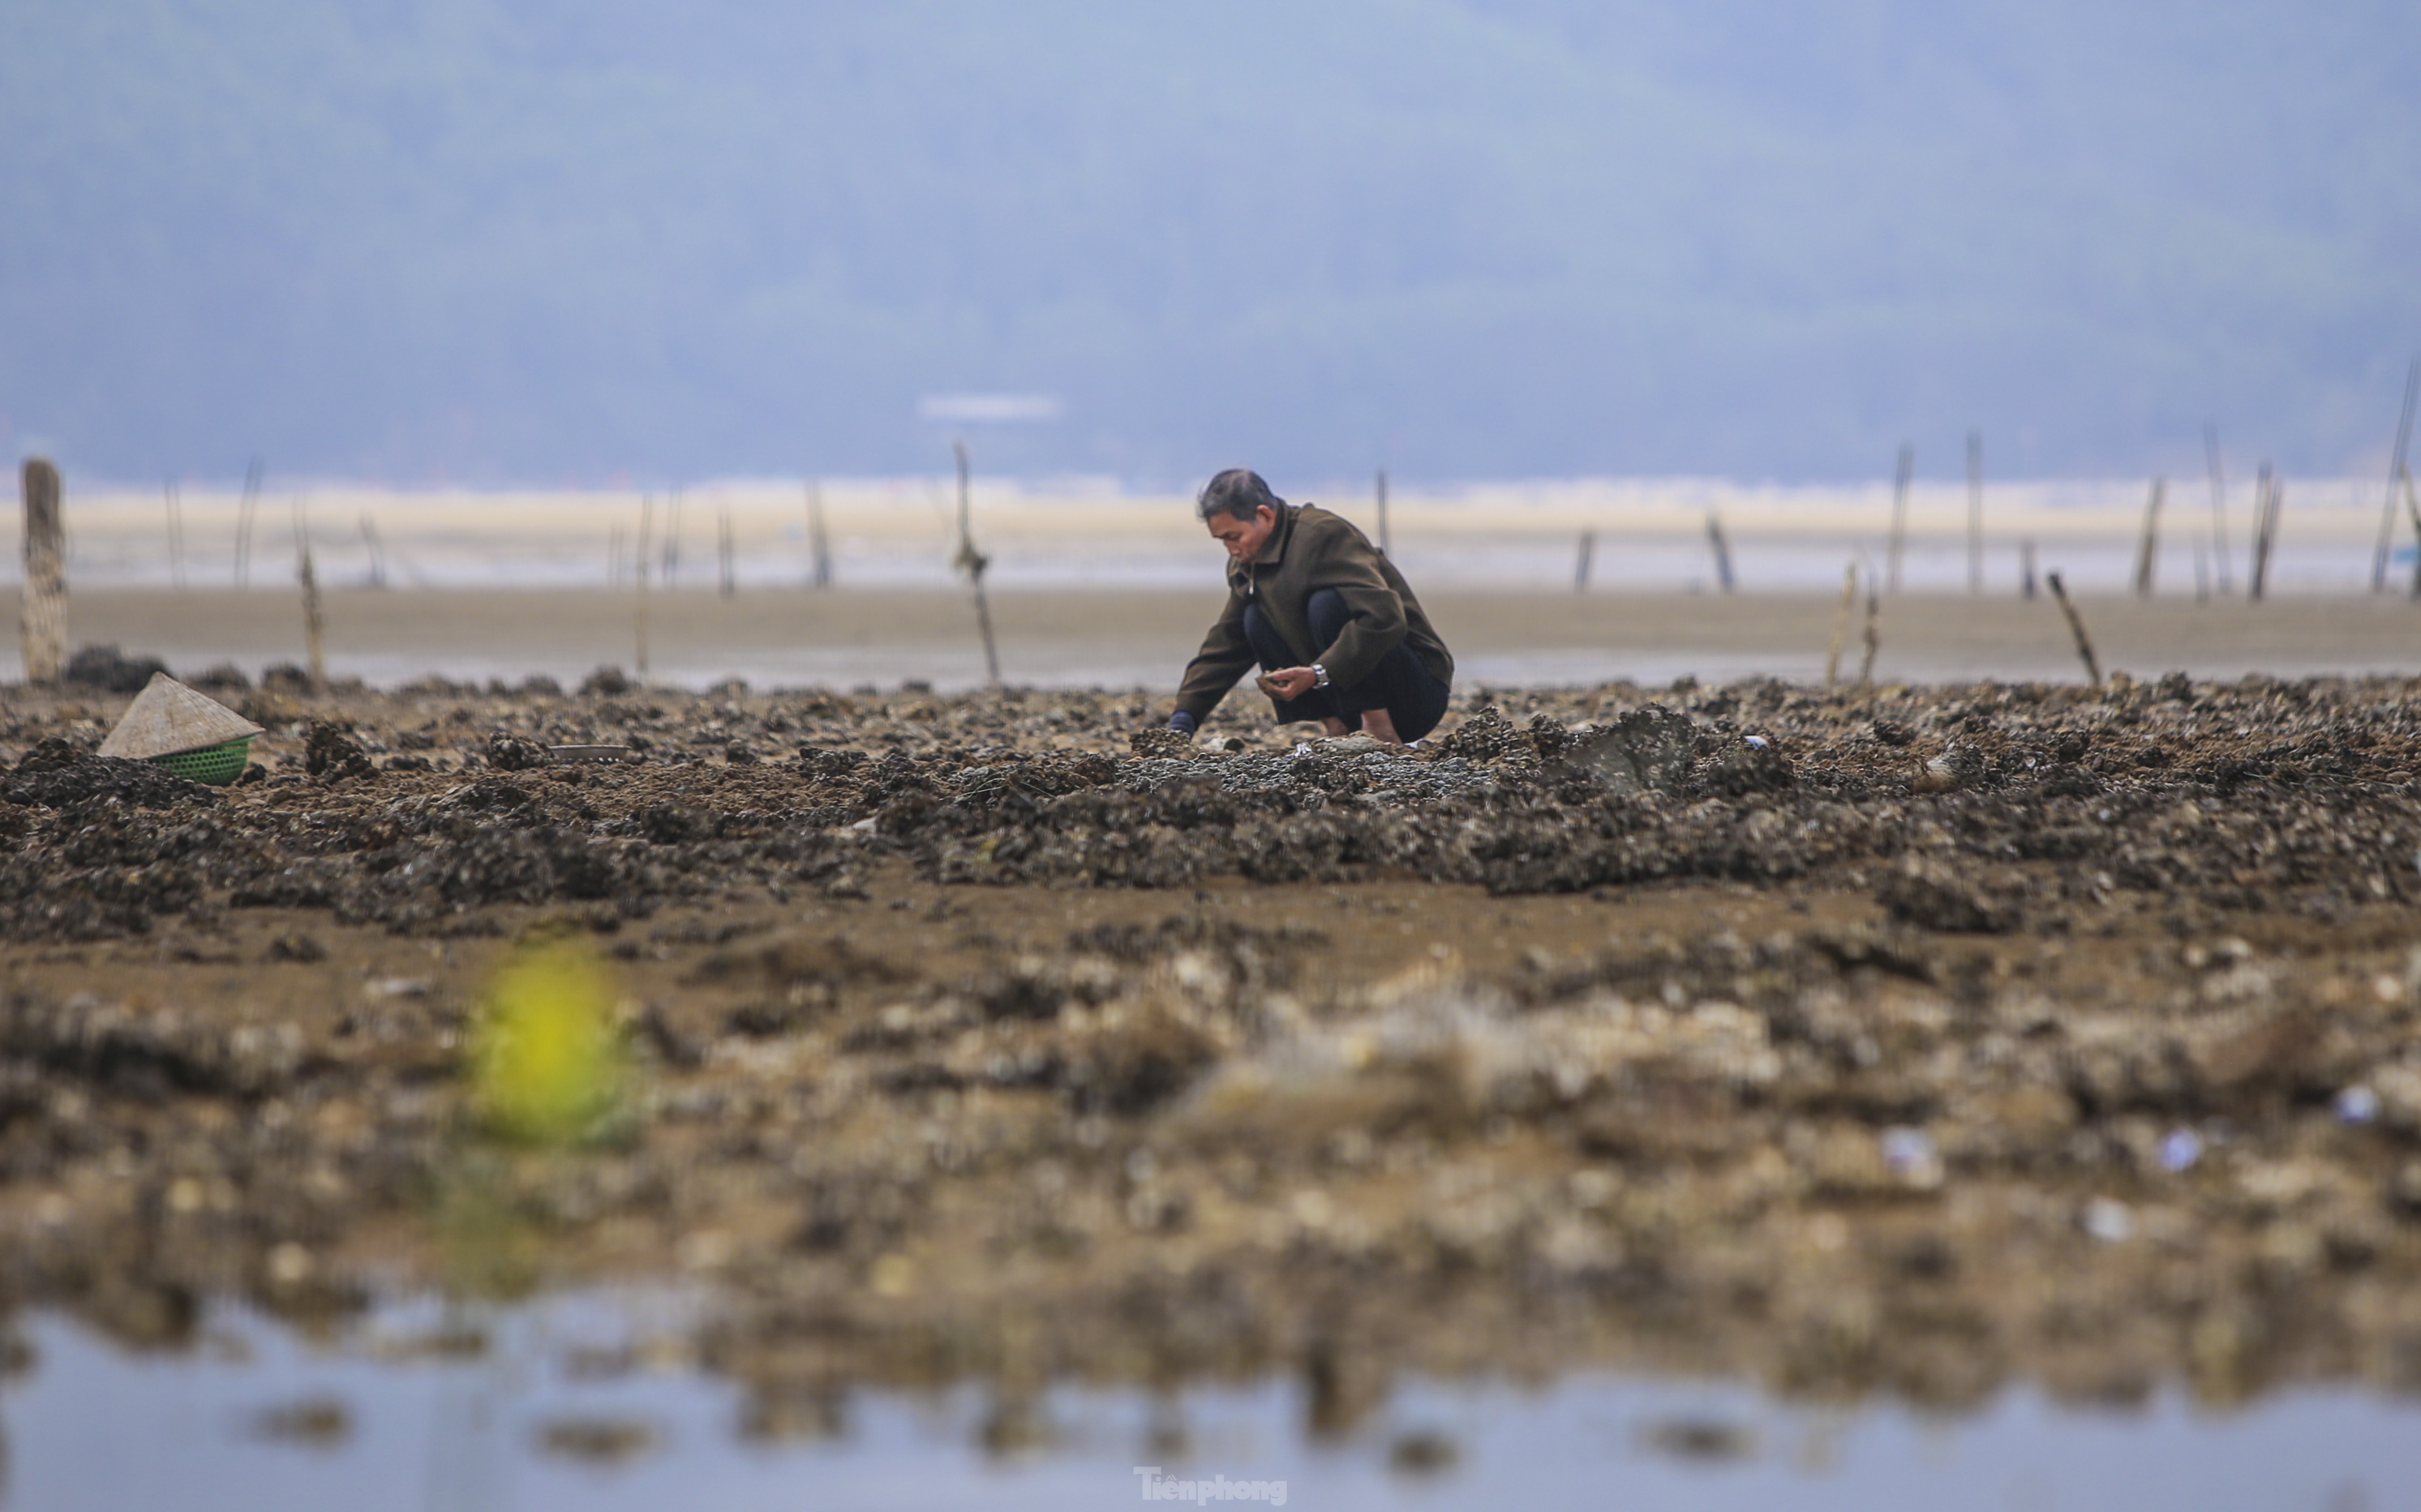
top-left (472, 938), bottom-right (623, 1144)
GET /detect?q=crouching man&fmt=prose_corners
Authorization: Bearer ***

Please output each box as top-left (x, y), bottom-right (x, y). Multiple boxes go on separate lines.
top-left (1167, 469), bottom-right (1453, 745)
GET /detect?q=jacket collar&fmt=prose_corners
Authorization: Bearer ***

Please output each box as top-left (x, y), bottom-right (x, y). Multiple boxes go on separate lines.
top-left (1254, 503), bottom-right (1297, 567)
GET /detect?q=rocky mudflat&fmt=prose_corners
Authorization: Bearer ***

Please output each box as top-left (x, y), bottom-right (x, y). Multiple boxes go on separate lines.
top-left (3, 666), bottom-right (2421, 1436)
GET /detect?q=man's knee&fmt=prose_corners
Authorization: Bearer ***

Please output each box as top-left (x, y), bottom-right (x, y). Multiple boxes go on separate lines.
top-left (1303, 588), bottom-right (1351, 647)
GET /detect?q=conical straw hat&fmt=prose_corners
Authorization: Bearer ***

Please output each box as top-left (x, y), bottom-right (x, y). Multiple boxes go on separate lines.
top-left (97, 672), bottom-right (265, 759)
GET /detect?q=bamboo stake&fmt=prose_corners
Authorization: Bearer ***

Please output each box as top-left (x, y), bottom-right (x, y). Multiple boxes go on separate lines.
top-left (295, 502), bottom-right (326, 692)
top-left (1705, 513), bottom-right (1736, 593)
top-left (18, 458), bottom-right (65, 684)
top-left (1572, 530), bottom-right (1594, 593)
top-left (953, 440), bottom-right (1001, 688)
top-left (1965, 431), bottom-right (1983, 594)
top-left (2045, 571), bottom-right (2101, 688)
top-left (1885, 443), bottom-right (1912, 593)
top-left (1823, 561), bottom-right (1858, 686)
top-left (2132, 478), bottom-right (2165, 597)
top-left (233, 456), bottom-right (263, 588)
top-left (165, 479), bottom-right (187, 590)
top-left (2203, 424), bottom-right (2234, 594)
top-left (717, 504), bottom-right (736, 599)
top-left (806, 481), bottom-right (832, 589)
top-left (2370, 357), bottom-right (2419, 591)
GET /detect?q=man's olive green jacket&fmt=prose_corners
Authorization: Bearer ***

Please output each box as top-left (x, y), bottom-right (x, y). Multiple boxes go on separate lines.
top-left (1174, 503), bottom-right (1454, 723)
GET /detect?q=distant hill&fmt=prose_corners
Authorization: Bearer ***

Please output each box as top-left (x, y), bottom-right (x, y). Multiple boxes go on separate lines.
top-left (2, 0), bottom-right (2415, 484)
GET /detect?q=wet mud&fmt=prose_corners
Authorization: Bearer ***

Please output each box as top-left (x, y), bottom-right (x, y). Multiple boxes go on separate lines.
top-left (4, 668), bottom-right (2421, 1436)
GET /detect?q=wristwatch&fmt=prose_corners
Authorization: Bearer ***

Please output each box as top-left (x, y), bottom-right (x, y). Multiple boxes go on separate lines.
top-left (1311, 664), bottom-right (1330, 689)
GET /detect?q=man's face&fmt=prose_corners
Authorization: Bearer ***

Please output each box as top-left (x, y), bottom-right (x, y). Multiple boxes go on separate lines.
top-left (1207, 505), bottom-right (1277, 564)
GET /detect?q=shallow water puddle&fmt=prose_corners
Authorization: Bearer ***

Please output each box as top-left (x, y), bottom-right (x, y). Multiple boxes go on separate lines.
top-left (3, 1295), bottom-right (2416, 1512)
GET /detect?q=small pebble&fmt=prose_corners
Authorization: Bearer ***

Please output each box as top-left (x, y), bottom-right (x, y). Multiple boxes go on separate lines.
top-left (2083, 1198), bottom-right (2134, 1243)
top-left (2334, 1086), bottom-right (2381, 1125)
top-left (2158, 1128), bottom-right (2203, 1172)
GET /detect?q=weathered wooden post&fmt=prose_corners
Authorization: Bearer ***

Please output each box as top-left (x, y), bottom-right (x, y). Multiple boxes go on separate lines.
top-left (1823, 561), bottom-right (1858, 686)
top-left (954, 440), bottom-right (1001, 688)
top-left (2046, 571), bottom-right (2102, 689)
top-left (2203, 424), bottom-right (2234, 594)
top-left (1857, 577), bottom-right (1881, 686)
top-left (165, 479), bottom-right (188, 589)
top-left (19, 458), bottom-right (66, 684)
top-left (806, 482), bottom-right (832, 589)
top-left (2132, 478), bottom-right (2165, 598)
top-left (2020, 539), bottom-right (2038, 600)
top-left (717, 504), bottom-right (736, 599)
top-left (295, 503), bottom-right (327, 691)
top-left (1965, 431), bottom-right (1984, 595)
top-left (634, 493), bottom-right (654, 677)
top-left (233, 456), bottom-right (263, 588)
top-left (1885, 443), bottom-right (1913, 592)
top-left (2248, 467), bottom-right (2281, 602)
top-left (1373, 469), bottom-right (1391, 557)
top-left (2370, 358), bottom-right (2419, 591)
top-left (1573, 530), bottom-right (1594, 593)
top-left (2401, 467), bottom-right (2420, 600)
top-left (359, 515), bottom-right (389, 589)
top-left (1705, 513), bottom-right (1736, 593)
top-left (661, 488), bottom-right (684, 587)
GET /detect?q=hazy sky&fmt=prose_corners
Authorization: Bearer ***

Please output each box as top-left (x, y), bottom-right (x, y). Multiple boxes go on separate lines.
top-left (2, 1), bottom-right (2415, 485)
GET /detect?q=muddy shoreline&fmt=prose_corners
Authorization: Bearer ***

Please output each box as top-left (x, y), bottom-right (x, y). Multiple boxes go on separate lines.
top-left (4, 669), bottom-right (2421, 1436)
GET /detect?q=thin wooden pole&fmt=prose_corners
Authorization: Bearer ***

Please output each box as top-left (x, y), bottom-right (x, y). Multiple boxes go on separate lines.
top-left (359, 514), bottom-right (388, 589)
top-left (2132, 478), bottom-right (2165, 597)
top-left (165, 479), bottom-right (187, 590)
top-left (1572, 530), bottom-right (1594, 593)
top-left (2248, 466), bottom-right (2281, 603)
top-left (1857, 570), bottom-right (1881, 686)
top-left (2370, 357), bottom-right (2420, 591)
top-left (806, 481), bottom-right (832, 589)
top-left (661, 488), bottom-right (684, 587)
top-left (635, 493), bottom-right (653, 677)
top-left (1705, 513), bottom-right (1736, 593)
top-left (18, 458), bottom-right (65, 684)
top-left (1823, 561), bottom-right (1858, 686)
top-left (2203, 424), bottom-right (2234, 594)
top-left (295, 502), bottom-right (326, 692)
top-left (2402, 467), bottom-right (2421, 601)
top-left (1373, 468), bottom-right (1390, 557)
top-left (2045, 571), bottom-right (2102, 688)
top-left (954, 440), bottom-right (1001, 688)
top-left (2020, 539), bottom-right (2037, 600)
top-left (1965, 431), bottom-right (1983, 595)
top-left (1885, 443), bottom-right (1912, 593)
top-left (233, 455), bottom-right (263, 588)
top-left (717, 504), bottom-right (736, 599)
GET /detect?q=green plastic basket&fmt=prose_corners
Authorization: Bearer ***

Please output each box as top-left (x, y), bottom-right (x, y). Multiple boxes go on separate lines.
top-left (147, 736), bottom-right (254, 786)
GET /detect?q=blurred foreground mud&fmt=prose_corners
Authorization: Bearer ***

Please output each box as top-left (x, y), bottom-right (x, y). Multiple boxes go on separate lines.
top-left (5, 669), bottom-right (2421, 1431)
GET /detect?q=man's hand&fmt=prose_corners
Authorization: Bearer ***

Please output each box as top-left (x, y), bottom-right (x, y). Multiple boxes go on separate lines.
top-left (1256, 666), bottom-right (1319, 700)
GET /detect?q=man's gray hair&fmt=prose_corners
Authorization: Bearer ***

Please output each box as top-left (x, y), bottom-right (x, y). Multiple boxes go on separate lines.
top-left (1196, 469), bottom-right (1285, 523)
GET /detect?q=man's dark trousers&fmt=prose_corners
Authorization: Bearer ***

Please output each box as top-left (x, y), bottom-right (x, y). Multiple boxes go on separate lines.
top-left (1242, 587), bottom-right (1452, 741)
